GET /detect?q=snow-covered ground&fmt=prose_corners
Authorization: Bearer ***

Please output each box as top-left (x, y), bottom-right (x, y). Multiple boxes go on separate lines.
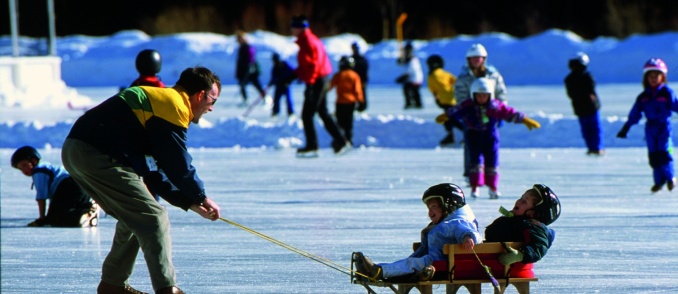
top-left (2, 29), bottom-right (678, 293)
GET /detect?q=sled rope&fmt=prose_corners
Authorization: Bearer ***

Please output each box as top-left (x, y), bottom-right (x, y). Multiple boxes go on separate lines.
top-left (219, 217), bottom-right (372, 279)
top-left (472, 248), bottom-right (501, 294)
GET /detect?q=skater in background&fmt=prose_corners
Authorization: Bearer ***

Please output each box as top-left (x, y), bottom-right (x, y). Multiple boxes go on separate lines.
top-left (454, 43), bottom-right (508, 184)
top-left (353, 183), bottom-right (480, 282)
top-left (235, 30), bottom-right (266, 106)
top-left (436, 78), bottom-right (541, 199)
top-left (426, 54), bottom-right (463, 146)
top-left (328, 56), bottom-right (364, 146)
top-left (617, 58), bottom-right (678, 192)
top-left (11, 146), bottom-right (98, 227)
top-left (130, 49), bottom-right (165, 88)
top-left (396, 42), bottom-right (424, 109)
top-left (564, 52), bottom-right (605, 155)
top-left (290, 15), bottom-right (351, 157)
top-left (351, 42), bottom-right (369, 111)
top-left (485, 184), bottom-right (559, 266)
top-left (267, 53), bottom-right (295, 117)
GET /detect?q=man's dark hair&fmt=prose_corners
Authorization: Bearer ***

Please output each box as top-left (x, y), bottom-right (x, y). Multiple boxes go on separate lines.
top-left (175, 66), bottom-right (221, 95)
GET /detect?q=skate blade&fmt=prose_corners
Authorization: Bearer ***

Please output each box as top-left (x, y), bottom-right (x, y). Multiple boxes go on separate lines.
top-left (296, 151), bottom-right (319, 158)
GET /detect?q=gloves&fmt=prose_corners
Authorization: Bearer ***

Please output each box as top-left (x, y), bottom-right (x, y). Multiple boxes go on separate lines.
top-left (27, 218), bottom-right (46, 227)
top-left (435, 113), bottom-right (449, 124)
top-left (522, 117), bottom-right (540, 130)
top-left (617, 125), bottom-right (630, 138)
top-left (498, 246), bottom-right (524, 265)
top-left (395, 74), bottom-right (408, 84)
top-left (356, 102), bottom-right (367, 112)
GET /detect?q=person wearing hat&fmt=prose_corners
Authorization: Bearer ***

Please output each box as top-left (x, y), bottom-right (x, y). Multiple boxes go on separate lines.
top-left (564, 52), bottom-right (605, 156)
top-left (267, 52), bottom-right (296, 117)
top-left (617, 58), bottom-right (678, 192)
top-left (11, 145), bottom-right (98, 227)
top-left (290, 15), bottom-right (351, 157)
top-left (130, 49), bottom-right (165, 88)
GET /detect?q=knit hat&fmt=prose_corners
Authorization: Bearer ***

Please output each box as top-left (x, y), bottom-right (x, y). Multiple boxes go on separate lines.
top-left (291, 15), bottom-right (309, 28)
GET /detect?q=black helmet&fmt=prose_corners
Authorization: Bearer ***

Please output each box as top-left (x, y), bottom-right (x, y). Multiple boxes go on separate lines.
top-left (135, 49), bottom-right (162, 76)
top-left (531, 184), bottom-right (561, 225)
top-left (422, 183), bottom-right (465, 214)
top-left (426, 54), bottom-right (444, 70)
top-left (11, 146), bottom-right (41, 168)
top-left (339, 56), bottom-right (355, 69)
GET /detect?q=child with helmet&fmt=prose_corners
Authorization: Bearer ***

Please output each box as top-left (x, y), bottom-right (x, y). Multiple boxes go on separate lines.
top-left (353, 183), bottom-right (481, 282)
top-left (485, 184), bottom-right (560, 266)
top-left (564, 52), bottom-right (605, 155)
top-left (328, 55), bottom-right (365, 146)
top-left (435, 78), bottom-right (541, 199)
top-left (130, 49), bottom-right (165, 88)
top-left (454, 43), bottom-right (509, 184)
top-left (617, 58), bottom-right (678, 192)
top-left (426, 54), bottom-right (464, 146)
top-left (11, 146), bottom-right (98, 227)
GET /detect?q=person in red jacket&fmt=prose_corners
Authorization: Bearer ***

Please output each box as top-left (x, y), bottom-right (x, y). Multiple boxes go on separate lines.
top-left (291, 15), bottom-right (351, 157)
top-left (329, 56), bottom-right (365, 146)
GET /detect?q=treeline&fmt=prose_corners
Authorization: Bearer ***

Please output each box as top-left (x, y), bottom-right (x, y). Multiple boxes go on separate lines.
top-left (4, 0), bottom-right (677, 41)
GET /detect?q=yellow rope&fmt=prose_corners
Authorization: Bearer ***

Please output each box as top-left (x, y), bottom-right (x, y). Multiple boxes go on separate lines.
top-left (218, 217), bottom-right (372, 279)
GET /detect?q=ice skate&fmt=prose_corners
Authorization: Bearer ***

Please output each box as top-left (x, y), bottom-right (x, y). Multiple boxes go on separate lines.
top-left (439, 133), bottom-right (455, 147)
top-left (651, 184), bottom-right (663, 193)
top-left (332, 140), bottom-right (352, 155)
top-left (296, 146), bottom-right (318, 158)
top-left (489, 189), bottom-right (501, 199)
top-left (471, 187), bottom-right (480, 198)
top-left (80, 202), bottom-right (100, 227)
top-left (668, 178), bottom-right (676, 191)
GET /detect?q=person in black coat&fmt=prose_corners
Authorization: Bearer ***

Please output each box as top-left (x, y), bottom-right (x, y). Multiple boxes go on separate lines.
top-left (564, 52), bottom-right (605, 155)
top-left (235, 30), bottom-right (266, 105)
top-left (485, 184), bottom-right (560, 265)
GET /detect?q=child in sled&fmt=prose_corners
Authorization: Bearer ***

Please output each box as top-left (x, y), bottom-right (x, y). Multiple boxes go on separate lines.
top-left (485, 184), bottom-right (560, 267)
top-left (353, 183), bottom-right (481, 282)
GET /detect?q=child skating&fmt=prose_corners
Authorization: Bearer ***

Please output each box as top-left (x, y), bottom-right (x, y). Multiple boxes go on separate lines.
top-left (436, 78), bottom-right (541, 199)
top-left (617, 58), bottom-right (678, 192)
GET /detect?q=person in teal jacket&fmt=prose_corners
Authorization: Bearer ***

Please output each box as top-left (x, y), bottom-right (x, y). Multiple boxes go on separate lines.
top-left (617, 58), bottom-right (678, 193)
top-left (62, 66), bottom-right (223, 294)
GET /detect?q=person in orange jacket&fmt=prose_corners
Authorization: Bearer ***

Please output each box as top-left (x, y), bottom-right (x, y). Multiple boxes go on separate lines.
top-left (329, 56), bottom-right (365, 146)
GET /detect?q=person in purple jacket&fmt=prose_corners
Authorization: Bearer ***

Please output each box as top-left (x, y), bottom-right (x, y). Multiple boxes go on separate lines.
top-left (436, 78), bottom-right (541, 199)
top-left (617, 58), bottom-right (677, 193)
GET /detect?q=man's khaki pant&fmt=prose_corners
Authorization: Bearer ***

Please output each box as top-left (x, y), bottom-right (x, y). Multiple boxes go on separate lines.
top-left (62, 138), bottom-right (176, 291)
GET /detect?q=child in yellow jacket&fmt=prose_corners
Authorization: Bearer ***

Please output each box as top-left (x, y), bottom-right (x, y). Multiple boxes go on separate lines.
top-left (427, 54), bottom-right (463, 146)
top-left (329, 56), bottom-right (365, 145)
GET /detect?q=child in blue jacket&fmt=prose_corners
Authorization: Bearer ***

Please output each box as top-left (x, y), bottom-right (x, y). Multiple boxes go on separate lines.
top-left (353, 183), bottom-right (481, 282)
top-left (436, 78), bottom-right (541, 199)
top-left (267, 53), bottom-right (295, 117)
top-left (11, 146), bottom-right (98, 227)
top-left (617, 58), bottom-right (678, 192)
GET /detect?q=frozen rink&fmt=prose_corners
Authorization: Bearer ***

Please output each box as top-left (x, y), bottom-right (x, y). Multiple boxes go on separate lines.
top-left (2, 146), bottom-right (678, 293)
top-left (2, 83), bottom-right (678, 293)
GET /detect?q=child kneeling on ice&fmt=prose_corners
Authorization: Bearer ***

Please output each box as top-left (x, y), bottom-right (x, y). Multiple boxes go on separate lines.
top-left (436, 77), bottom-right (541, 199)
top-left (353, 183), bottom-right (481, 282)
top-left (11, 146), bottom-right (99, 227)
top-left (485, 184), bottom-right (560, 266)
